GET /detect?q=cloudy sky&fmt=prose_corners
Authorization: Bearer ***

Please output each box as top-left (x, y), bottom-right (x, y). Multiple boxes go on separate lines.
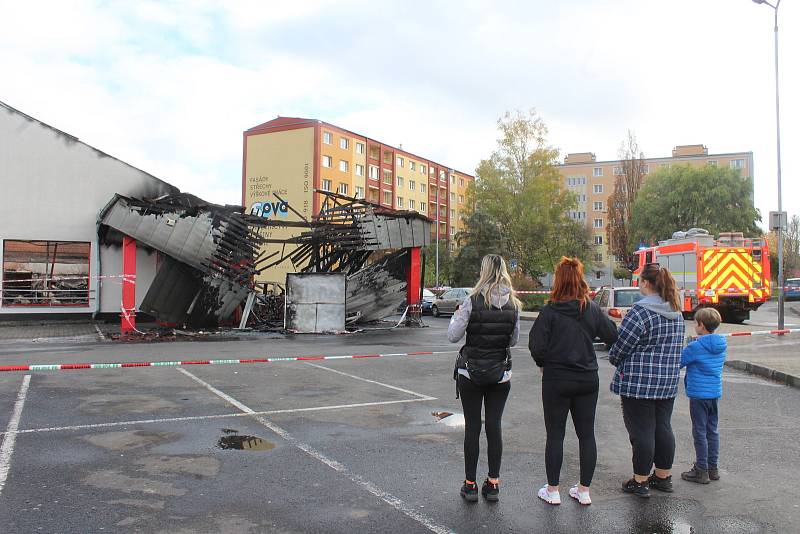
top-left (2, 0), bottom-right (797, 227)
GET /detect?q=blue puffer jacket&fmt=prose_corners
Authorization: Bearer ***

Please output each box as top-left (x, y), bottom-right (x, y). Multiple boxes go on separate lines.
top-left (680, 334), bottom-right (727, 399)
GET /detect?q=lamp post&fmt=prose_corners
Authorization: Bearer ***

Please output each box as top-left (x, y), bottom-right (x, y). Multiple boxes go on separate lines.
top-left (752, 0), bottom-right (785, 329)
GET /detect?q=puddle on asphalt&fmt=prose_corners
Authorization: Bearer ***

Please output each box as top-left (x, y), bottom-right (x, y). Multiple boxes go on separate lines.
top-left (217, 430), bottom-right (275, 451)
top-left (432, 411), bottom-right (465, 428)
top-left (634, 520), bottom-right (694, 534)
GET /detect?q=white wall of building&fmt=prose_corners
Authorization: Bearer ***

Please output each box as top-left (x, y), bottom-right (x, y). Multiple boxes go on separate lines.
top-left (0, 102), bottom-right (178, 315)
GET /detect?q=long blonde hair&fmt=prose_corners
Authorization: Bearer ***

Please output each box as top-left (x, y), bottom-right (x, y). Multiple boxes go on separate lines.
top-left (468, 254), bottom-right (522, 310)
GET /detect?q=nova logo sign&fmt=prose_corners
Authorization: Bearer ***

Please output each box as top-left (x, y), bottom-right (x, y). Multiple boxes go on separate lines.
top-left (251, 200), bottom-right (289, 219)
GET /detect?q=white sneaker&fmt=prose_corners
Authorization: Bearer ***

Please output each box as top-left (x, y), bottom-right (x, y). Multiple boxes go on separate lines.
top-left (537, 484), bottom-right (561, 505)
top-left (569, 485), bottom-right (591, 505)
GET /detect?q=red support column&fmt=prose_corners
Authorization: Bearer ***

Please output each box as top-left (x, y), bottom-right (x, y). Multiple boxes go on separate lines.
top-left (121, 236), bottom-right (137, 336)
top-left (407, 247), bottom-right (422, 305)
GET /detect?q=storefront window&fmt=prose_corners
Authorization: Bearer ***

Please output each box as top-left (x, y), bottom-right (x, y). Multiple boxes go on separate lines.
top-left (2, 240), bottom-right (90, 306)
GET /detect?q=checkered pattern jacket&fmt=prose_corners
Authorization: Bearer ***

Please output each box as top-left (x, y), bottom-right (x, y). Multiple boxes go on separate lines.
top-left (608, 304), bottom-right (685, 399)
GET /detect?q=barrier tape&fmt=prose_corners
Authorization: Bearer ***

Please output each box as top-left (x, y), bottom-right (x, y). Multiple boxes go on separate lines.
top-left (690, 328), bottom-right (800, 341)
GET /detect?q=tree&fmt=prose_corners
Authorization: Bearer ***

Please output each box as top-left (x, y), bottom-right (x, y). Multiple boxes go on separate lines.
top-left (470, 110), bottom-right (591, 278)
top-left (422, 240), bottom-right (454, 287)
top-left (607, 131), bottom-right (647, 270)
top-left (629, 164), bottom-right (761, 247)
top-left (451, 210), bottom-right (509, 286)
top-left (769, 214), bottom-right (800, 279)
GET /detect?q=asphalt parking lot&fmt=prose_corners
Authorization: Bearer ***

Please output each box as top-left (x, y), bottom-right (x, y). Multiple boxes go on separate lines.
top-left (0, 318), bottom-right (798, 533)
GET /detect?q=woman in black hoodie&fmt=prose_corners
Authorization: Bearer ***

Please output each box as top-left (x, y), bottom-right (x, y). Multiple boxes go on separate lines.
top-left (529, 257), bottom-right (618, 505)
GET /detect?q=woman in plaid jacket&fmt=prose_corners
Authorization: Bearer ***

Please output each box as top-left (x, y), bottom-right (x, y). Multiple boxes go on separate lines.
top-left (609, 263), bottom-right (685, 499)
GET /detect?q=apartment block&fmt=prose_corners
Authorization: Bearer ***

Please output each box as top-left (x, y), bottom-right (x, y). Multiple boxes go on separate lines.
top-left (243, 117), bottom-right (473, 281)
top-left (558, 144), bottom-right (753, 283)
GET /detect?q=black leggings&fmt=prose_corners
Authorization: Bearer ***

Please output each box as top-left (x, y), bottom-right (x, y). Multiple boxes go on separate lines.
top-left (458, 375), bottom-right (511, 481)
top-left (542, 377), bottom-right (599, 487)
top-left (621, 396), bottom-right (676, 476)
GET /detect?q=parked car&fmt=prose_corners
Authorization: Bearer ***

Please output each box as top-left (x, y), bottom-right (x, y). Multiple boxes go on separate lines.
top-left (785, 278), bottom-right (800, 301)
top-left (593, 286), bottom-right (644, 323)
top-left (431, 287), bottom-right (472, 317)
top-left (421, 288), bottom-right (436, 314)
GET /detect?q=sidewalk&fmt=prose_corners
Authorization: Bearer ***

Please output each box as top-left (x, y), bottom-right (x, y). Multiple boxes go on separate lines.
top-left (0, 321), bottom-right (115, 344)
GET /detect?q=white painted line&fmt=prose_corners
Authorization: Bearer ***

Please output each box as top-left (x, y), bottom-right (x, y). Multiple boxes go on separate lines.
top-left (303, 361), bottom-right (435, 400)
top-left (177, 368), bottom-right (451, 534)
top-left (0, 375), bottom-right (31, 497)
top-left (93, 324), bottom-right (107, 341)
top-left (0, 397), bottom-right (434, 437)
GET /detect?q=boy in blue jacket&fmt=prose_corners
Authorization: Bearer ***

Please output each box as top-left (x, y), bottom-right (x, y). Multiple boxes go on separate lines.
top-left (680, 307), bottom-right (727, 484)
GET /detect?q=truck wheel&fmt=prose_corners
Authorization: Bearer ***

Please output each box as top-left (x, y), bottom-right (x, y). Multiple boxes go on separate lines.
top-left (723, 310), bottom-right (749, 324)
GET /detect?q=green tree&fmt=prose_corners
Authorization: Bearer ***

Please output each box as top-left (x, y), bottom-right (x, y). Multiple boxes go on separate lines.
top-left (451, 210), bottom-right (509, 286)
top-left (422, 240), bottom-right (454, 287)
top-left (470, 110), bottom-right (591, 277)
top-left (607, 131), bottom-right (647, 270)
top-left (629, 164), bottom-right (761, 247)
top-left (769, 214), bottom-right (800, 279)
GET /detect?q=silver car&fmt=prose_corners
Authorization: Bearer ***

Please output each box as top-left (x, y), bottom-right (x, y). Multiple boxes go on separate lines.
top-left (594, 286), bottom-right (644, 323)
top-left (431, 287), bottom-right (472, 317)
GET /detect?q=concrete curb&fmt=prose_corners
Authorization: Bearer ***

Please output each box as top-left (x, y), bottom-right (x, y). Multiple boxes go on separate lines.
top-left (725, 360), bottom-right (800, 389)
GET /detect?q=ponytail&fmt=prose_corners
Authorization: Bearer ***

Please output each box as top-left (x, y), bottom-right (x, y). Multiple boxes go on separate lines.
top-left (641, 264), bottom-right (681, 312)
top-left (656, 268), bottom-right (681, 312)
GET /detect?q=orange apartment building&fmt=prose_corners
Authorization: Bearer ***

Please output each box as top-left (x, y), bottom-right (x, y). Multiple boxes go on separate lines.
top-left (558, 144), bottom-right (753, 281)
top-left (243, 117), bottom-right (473, 282)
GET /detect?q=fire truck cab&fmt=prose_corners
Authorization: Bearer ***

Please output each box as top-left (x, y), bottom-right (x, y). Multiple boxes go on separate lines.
top-left (633, 229), bottom-right (771, 324)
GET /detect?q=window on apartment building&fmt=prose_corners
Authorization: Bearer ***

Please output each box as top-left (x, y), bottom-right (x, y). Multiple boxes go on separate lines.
top-left (409, 180), bottom-right (415, 191)
top-left (642, 164), bottom-right (649, 174)
top-left (369, 146), bottom-right (379, 160)
top-left (369, 165), bottom-right (379, 179)
top-left (323, 132), bottom-right (332, 144)
top-left (593, 201), bottom-right (603, 211)
top-left (429, 166), bottom-right (434, 176)
top-left (340, 137), bottom-right (349, 150)
top-left (459, 195), bottom-right (464, 204)
top-left (368, 187), bottom-right (379, 203)
top-left (322, 155), bottom-right (332, 168)
top-left (613, 166), bottom-right (624, 176)
top-left (593, 218), bottom-right (603, 228)
top-left (459, 178), bottom-right (464, 187)
top-left (420, 165), bottom-right (426, 174)
top-left (383, 151), bottom-right (392, 164)
top-left (355, 164), bottom-right (364, 176)
top-left (595, 253), bottom-right (603, 263)
top-left (338, 183), bottom-right (349, 195)
top-left (451, 174), bottom-right (455, 185)
top-left (594, 235), bottom-right (603, 245)
top-left (397, 197), bottom-right (404, 208)
top-left (339, 160), bottom-right (349, 172)
top-left (397, 176), bottom-right (404, 188)
top-left (2, 240), bottom-right (91, 307)
top-left (439, 170), bottom-right (445, 181)
top-left (450, 209), bottom-right (455, 218)
top-left (661, 163), bottom-right (671, 170)
top-left (397, 156), bottom-right (404, 167)
top-left (593, 184), bottom-right (603, 194)
top-left (730, 159), bottom-right (745, 169)
top-left (420, 202), bottom-right (427, 212)
top-left (383, 191), bottom-right (392, 205)
top-left (593, 167), bottom-right (603, 177)
top-left (322, 179), bottom-right (332, 191)
top-left (408, 199), bottom-right (415, 210)
top-left (355, 186), bottom-right (364, 199)
top-left (450, 227), bottom-right (456, 236)
top-left (383, 169), bottom-right (392, 184)
top-left (356, 142), bottom-right (365, 154)
top-left (707, 160), bottom-right (718, 166)
top-left (409, 161), bottom-right (416, 171)
top-left (430, 185), bottom-right (437, 196)
top-left (420, 183), bottom-right (426, 194)
top-left (450, 192), bottom-right (455, 202)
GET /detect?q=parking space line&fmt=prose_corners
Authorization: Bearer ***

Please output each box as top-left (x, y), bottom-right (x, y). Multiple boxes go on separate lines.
top-left (0, 375), bottom-right (31, 497)
top-left (303, 361), bottom-right (435, 400)
top-left (0, 398), bottom-right (433, 438)
top-left (176, 368), bottom-right (452, 534)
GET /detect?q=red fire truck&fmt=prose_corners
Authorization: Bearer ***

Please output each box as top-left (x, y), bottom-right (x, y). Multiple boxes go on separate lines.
top-left (633, 229), bottom-right (771, 324)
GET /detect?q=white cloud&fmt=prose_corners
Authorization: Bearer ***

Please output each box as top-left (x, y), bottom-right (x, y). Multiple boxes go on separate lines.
top-left (0, 0), bottom-right (797, 226)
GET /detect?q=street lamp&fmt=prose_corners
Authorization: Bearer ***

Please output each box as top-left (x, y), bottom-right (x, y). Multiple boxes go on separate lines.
top-left (752, 0), bottom-right (785, 329)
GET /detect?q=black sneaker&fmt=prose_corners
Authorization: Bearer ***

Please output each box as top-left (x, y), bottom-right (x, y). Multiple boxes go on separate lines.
top-left (648, 473), bottom-right (674, 493)
top-left (622, 478), bottom-right (650, 498)
top-left (708, 466), bottom-right (720, 481)
top-left (460, 480), bottom-right (478, 502)
top-left (481, 479), bottom-right (499, 502)
top-left (681, 465), bottom-right (710, 484)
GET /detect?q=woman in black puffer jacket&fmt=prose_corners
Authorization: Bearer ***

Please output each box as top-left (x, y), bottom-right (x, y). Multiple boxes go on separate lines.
top-left (529, 257), bottom-right (618, 506)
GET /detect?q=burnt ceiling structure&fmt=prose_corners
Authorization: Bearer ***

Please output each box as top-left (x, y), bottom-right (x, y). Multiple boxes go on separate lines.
top-left (98, 191), bottom-right (431, 328)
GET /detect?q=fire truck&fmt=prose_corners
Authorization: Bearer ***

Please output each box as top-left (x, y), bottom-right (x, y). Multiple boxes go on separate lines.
top-left (633, 229), bottom-right (771, 324)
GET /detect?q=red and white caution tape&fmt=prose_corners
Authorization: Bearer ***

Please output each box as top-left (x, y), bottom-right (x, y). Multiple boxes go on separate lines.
top-left (0, 349), bottom-right (460, 373)
top-left (690, 328), bottom-right (800, 341)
